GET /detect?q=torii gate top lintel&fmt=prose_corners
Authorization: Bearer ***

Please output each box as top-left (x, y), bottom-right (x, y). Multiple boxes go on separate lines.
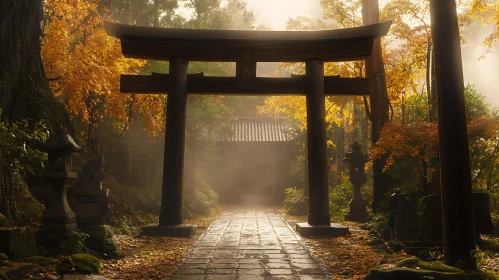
top-left (104, 21), bottom-right (392, 62)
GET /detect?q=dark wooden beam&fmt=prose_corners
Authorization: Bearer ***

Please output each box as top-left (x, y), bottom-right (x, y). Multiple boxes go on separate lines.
top-left (236, 51), bottom-right (256, 90)
top-left (120, 38), bottom-right (375, 62)
top-left (106, 21), bottom-right (391, 41)
top-left (120, 75), bottom-right (368, 95)
top-left (106, 21), bottom-right (392, 62)
top-left (305, 59), bottom-right (330, 226)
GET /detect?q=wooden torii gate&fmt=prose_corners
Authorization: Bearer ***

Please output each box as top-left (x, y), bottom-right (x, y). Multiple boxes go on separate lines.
top-left (105, 21), bottom-right (392, 237)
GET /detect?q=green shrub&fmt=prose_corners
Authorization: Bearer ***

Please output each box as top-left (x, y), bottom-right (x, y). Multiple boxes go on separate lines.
top-left (71, 253), bottom-right (102, 275)
top-left (283, 188), bottom-right (308, 216)
top-left (182, 179), bottom-right (219, 219)
top-left (106, 176), bottom-right (159, 235)
top-left (0, 112), bottom-right (48, 225)
top-left (329, 174), bottom-right (353, 217)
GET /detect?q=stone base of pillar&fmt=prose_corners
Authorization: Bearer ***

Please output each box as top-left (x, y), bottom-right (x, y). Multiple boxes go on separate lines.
top-left (344, 211), bottom-right (369, 222)
top-left (296, 223), bottom-right (349, 237)
top-left (141, 224), bottom-right (197, 238)
top-left (344, 199), bottom-right (369, 222)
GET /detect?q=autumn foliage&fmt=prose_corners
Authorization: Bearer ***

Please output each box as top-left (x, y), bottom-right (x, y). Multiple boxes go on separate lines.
top-left (370, 120), bottom-right (438, 172)
top-left (41, 0), bottom-right (169, 137)
top-left (371, 115), bottom-right (499, 196)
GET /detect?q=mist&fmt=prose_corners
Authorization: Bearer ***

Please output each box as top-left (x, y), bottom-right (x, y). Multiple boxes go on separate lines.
top-left (462, 22), bottom-right (499, 109)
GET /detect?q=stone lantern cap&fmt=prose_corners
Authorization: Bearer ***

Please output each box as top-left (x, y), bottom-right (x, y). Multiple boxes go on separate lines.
top-left (351, 141), bottom-right (361, 152)
top-left (40, 126), bottom-right (81, 152)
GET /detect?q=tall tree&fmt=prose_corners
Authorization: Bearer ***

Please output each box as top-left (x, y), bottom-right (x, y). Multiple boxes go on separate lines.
top-left (0, 0), bottom-right (61, 222)
top-left (362, 0), bottom-right (391, 212)
top-left (430, 0), bottom-right (477, 269)
top-left (1, 0), bottom-right (61, 123)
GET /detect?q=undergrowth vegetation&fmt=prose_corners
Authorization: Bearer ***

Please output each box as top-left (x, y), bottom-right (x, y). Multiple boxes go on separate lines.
top-left (107, 175), bottom-right (219, 235)
top-left (0, 112), bottom-right (48, 225)
top-left (283, 172), bottom-right (371, 219)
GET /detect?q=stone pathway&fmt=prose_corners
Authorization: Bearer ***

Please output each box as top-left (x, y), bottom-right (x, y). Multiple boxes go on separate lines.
top-left (171, 209), bottom-right (330, 280)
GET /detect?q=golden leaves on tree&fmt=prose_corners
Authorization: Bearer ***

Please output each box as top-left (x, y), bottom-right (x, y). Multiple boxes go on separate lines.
top-left (41, 0), bottom-right (169, 136)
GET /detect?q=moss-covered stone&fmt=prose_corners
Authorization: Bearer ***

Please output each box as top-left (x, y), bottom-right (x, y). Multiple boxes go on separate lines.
top-left (386, 240), bottom-right (404, 252)
top-left (365, 266), bottom-right (468, 280)
top-left (395, 258), bottom-right (462, 273)
top-left (17, 195), bottom-right (44, 224)
top-left (0, 227), bottom-right (37, 258)
top-left (368, 238), bottom-right (385, 246)
top-left (78, 225), bottom-right (118, 258)
top-left (23, 255), bottom-right (58, 267)
top-left (366, 259), bottom-right (499, 280)
top-left (71, 253), bottom-right (102, 275)
top-left (78, 226), bottom-right (112, 240)
top-left (102, 238), bottom-right (117, 252)
top-left (58, 238), bottom-right (88, 255)
top-left (0, 215), bottom-right (10, 227)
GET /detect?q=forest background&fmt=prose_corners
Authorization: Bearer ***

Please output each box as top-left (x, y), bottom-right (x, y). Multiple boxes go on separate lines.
top-left (1, 0), bottom-right (499, 233)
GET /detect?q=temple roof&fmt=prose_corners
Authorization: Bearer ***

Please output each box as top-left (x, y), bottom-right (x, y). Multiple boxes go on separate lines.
top-left (104, 21), bottom-right (392, 62)
top-left (226, 118), bottom-right (296, 142)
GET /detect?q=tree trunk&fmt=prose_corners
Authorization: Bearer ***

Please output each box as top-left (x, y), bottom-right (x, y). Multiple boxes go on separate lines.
top-left (426, 40), bottom-right (433, 122)
top-left (430, 0), bottom-right (477, 269)
top-left (0, 0), bottom-right (64, 223)
top-left (429, 50), bottom-right (437, 122)
top-left (362, 0), bottom-right (391, 212)
top-left (0, 0), bottom-right (63, 124)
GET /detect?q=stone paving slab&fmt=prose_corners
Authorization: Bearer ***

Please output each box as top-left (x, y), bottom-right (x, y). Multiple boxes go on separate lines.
top-left (171, 210), bottom-right (330, 279)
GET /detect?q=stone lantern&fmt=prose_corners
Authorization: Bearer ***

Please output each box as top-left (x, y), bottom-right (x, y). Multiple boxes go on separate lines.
top-left (37, 125), bottom-right (80, 247)
top-left (342, 141), bottom-right (369, 222)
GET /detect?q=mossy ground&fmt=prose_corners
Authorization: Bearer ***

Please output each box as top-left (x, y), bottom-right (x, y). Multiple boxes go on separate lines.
top-left (478, 236), bottom-right (499, 253)
top-left (395, 257), bottom-right (463, 273)
top-left (363, 257), bottom-right (499, 280)
top-left (71, 253), bottom-right (102, 275)
top-left (23, 256), bottom-right (57, 267)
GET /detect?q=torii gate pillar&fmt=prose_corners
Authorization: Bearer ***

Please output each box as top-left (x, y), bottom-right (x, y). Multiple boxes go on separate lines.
top-left (142, 58), bottom-right (197, 237)
top-left (296, 60), bottom-right (349, 237)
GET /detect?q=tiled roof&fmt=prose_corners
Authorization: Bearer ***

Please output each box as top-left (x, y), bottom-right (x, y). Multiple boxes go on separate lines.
top-left (227, 118), bottom-right (295, 142)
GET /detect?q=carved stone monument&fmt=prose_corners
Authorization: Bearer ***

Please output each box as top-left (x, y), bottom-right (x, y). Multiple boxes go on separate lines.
top-left (37, 126), bottom-right (80, 247)
top-left (68, 155), bottom-right (110, 225)
top-left (343, 141), bottom-right (369, 222)
top-left (389, 189), bottom-right (418, 241)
